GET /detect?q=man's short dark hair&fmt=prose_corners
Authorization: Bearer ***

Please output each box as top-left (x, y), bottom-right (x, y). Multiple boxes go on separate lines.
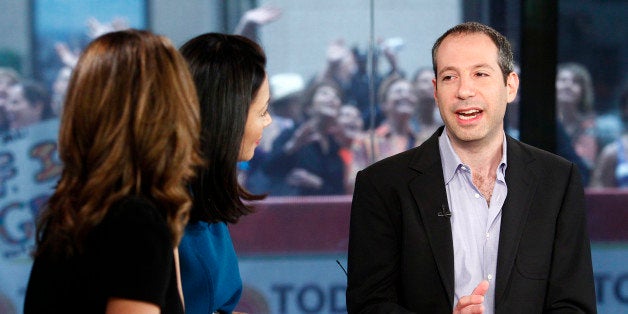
top-left (432, 21), bottom-right (514, 85)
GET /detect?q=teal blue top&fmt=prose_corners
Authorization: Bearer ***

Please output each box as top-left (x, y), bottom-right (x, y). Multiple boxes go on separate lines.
top-left (179, 221), bottom-right (242, 314)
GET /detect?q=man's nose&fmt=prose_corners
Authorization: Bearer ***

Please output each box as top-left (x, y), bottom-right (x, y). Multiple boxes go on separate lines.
top-left (456, 76), bottom-right (476, 99)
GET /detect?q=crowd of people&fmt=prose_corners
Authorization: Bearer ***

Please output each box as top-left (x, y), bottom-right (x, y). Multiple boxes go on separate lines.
top-left (554, 62), bottom-right (626, 188)
top-left (238, 41), bottom-right (628, 195)
top-left (2, 9), bottom-right (627, 198)
top-left (240, 35), bottom-right (446, 196)
top-left (230, 5), bottom-right (627, 194)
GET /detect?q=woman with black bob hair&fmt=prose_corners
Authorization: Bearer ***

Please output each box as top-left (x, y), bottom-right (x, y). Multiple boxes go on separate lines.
top-left (178, 33), bottom-right (272, 313)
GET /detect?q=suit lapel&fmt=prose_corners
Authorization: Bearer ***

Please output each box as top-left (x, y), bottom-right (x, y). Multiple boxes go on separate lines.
top-left (406, 131), bottom-right (538, 307)
top-left (408, 127), bottom-right (455, 306)
top-left (494, 137), bottom-right (538, 305)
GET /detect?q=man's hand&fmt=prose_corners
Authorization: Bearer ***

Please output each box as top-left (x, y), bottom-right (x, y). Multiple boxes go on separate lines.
top-left (453, 280), bottom-right (489, 314)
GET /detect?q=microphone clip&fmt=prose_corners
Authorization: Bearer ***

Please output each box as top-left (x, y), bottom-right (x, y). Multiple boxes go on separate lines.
top-left (437, 204), bottom-right (452, 218)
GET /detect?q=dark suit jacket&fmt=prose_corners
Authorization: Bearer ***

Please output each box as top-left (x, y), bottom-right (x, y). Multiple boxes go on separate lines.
top-left (346, 127), bottom-right (596, 313)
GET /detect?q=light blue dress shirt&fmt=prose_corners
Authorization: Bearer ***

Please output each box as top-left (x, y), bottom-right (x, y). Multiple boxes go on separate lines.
top-left (438, 129), bottom-right (508, 314)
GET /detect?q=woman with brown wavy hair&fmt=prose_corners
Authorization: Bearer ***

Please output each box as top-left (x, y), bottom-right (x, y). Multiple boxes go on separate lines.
top-left (24, 29), bottom-right (202, 314)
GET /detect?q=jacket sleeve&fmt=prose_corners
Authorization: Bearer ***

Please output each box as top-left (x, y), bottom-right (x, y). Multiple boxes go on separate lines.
top-left (346, 170), bottom-right (415, 314)
top-left (544, 163), bottom-right (597, 313)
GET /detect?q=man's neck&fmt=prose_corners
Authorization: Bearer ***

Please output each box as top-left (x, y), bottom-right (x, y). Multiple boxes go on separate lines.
top-left (447, 129), bottom-right (504, 176)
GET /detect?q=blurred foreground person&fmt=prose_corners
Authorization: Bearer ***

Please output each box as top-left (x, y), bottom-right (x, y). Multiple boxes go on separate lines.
top-left (24, 29), bottom-right (202, 313)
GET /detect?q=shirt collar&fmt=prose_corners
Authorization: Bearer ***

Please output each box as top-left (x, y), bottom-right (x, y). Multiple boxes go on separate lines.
top-left (438, 127), bottom-right (508, 184)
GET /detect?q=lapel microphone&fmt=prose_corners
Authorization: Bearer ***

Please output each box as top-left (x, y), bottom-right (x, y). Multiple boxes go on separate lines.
top-left (437, 204), bottom-right (452, 218)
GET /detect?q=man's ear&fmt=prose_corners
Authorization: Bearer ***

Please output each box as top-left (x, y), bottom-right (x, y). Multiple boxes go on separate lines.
top-left (432, 77), bottom-right (439, 103)
top-left (506, 72), bottom-right (519, 103)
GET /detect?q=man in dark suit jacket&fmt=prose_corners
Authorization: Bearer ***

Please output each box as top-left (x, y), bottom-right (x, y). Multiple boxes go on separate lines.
top-left (346, 22), bottom-right (596, 314)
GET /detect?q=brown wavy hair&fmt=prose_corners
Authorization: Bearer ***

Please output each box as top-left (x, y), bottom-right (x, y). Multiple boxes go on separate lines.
top-left (35, 29), bottom-right (202, 258)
